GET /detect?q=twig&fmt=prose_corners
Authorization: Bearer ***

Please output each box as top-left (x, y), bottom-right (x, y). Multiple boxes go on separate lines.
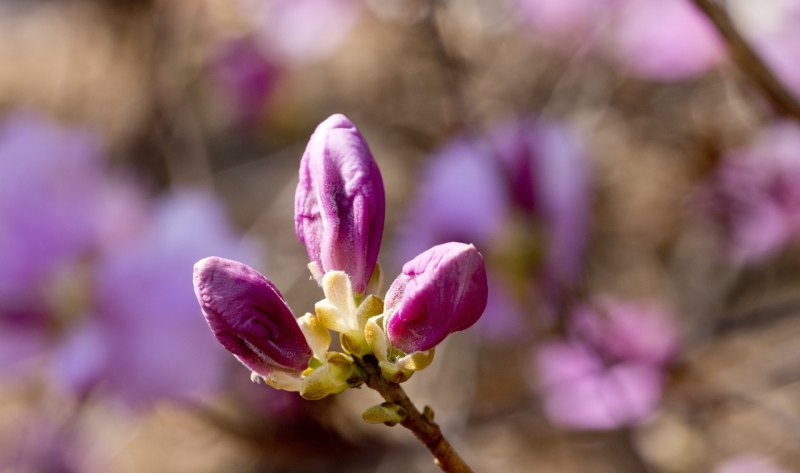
top-left (691, 0), bottom-right (800, 121)
top-left (714, 293), bottom-right (800, 336)
top-left (359, 356), bottom-right (475, 473)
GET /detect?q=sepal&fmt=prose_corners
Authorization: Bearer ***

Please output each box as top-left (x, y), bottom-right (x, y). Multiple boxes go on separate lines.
top-left (362, 402), bottom-right (407, 426)
top-left (316, 271), bottom-right (357, 333)
top-left (250, 370), bottom-right (303, 392)
top-left (299, 352), bottom-right (364, 400)
top-left (365, 315), bottom-right (390, 362)
top-left (297, 312), bottom-right (331, 359)
top-left (341, 330), bottom-right (371, 357)
top-left (396, 349), bottom-right (435, 372)
top-left (379, 360), bottom-right (413, 383)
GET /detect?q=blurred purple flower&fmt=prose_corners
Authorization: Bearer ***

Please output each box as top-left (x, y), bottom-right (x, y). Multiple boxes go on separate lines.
top-left (72, 191), bottom-right (254, 407)
top-left (385, 242), bottom-right (488, 353)
top-left (238, 0), bottom-right (362, 65)
top-left (534, 298), bottom-right (678, 430)
top-left (396, 138), bottom-right (507, 257)
top-left (212, 37), bottom-right (280, 124)
top-left (395, 119), bottom-right (590, 339)
top-left (0, 113), bottom-right (103, 372)
top-left (0, 113), bottom-right (102, 307)
top-left (295, 114), bottom-right (385, 294)
top-left (478, 277), bottom-right (529, 341)
top-left (515, 0), bottom-right (724, 80)
top-left (516, 0), bottom-right (615, 47)
top-left (611, 0), bottom-right (724, 80)
top-left (0, 110), bottom-right (256, 408)
top-left (754, 28), bottom-right (800, 101)
top-left (714, 454), bottom-right (790, 473)
top-left (536, 342), bottom-right (664, 430)
top-left (702, 121), bottom-right (800, 263)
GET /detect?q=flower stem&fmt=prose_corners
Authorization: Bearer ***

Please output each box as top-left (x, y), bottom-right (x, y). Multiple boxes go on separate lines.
top-left (358, 356), bottom-right (475, 473)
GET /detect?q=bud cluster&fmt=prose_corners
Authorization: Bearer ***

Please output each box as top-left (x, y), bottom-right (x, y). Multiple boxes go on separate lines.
top-left (193, 114), bottom-right (489, 400)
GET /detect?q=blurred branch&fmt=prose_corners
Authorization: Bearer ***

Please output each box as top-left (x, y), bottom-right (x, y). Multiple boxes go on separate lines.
top-left (423, 0), bottom-right (471, 132)
top-left (714, 294), bottom-right (800, 336)
top-left (691, 0), bottom-right (800, 121)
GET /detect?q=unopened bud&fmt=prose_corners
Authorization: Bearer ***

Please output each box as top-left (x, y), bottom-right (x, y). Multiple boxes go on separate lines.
top-left (384, 242), bottom-right (488, 353)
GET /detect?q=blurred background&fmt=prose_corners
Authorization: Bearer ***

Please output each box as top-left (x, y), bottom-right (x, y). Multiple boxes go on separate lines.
top-left (1, 0), bottom-right (800, 472)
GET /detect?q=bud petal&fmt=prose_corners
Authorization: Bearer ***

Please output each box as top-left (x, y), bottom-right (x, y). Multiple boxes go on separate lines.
top-left (379, 360), bottom-right (413, 383)
top-left (294, 114), bottom-right (386, 294)
top-left (193, 257), bottom-right (312, 378)
top-left (385, 242), bottom-right (488, 353)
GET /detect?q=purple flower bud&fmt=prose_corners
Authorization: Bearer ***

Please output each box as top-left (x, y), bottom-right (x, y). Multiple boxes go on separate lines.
top-left (385, 242), bottom-right (488, 353)
top-left (295, 114), bottom-right (385, 293)
top-left (193, 257), bottom-right (312, 377)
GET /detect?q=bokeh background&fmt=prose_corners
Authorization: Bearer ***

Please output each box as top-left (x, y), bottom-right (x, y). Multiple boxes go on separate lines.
top-left (2, 0), bottom-right (800, 472)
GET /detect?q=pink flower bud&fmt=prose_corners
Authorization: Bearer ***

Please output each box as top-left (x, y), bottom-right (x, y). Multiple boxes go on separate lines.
top-left (193, 257), bottom-right (312, 377)
top-left (295, 114), bottom-right (385, 294)
top-left (385, 242), bottom-right (488, 353)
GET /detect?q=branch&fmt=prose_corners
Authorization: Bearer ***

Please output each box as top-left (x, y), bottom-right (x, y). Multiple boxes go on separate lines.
top-left (691, 0), bottom-right (800, 121)
top-left (359, 356), bottom-right (475, 473)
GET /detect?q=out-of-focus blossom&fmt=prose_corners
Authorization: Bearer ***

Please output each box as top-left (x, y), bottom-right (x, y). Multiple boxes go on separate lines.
top-left (0, 113), bottom-right (102, 373)
top-left (536, 342), bottom-right (664, 429)
top-left (516, 0), bottom-right (613, 47)
top-left (52, 191), bottom-right (254, 407)
top-left (194, 256), bottom-right (312, 379)
top-left (534, 298), bottom-right (678, 430)
top-left (211, 37), bottom-right (280, 124)
top-left (714, 454), bottom-right (791, 473)
top-left (0, 111), bottom-right (254, 408)
top-left (397, 139), bottom-right (507, 257)
top-left (611, 0), bottom-right (724, 80)
top-left (702, 121), bottom-right (800, 263)
top-left (0, 113), bottom-right (102, 305)
top-left (83, 191), bottom-right (253, 407)
top-left (384, 242), bottom-right (488, 353)
top-left (570, 298), bottom-right (679, 365)
top-left (295, 114), bottom-right (385, 294)
top-left (487, 120), bottom-right (590, 291)
top-left (237, 0), bottom-right (362, 65)
top-left (514, 0), bottom-right (724, 80)
top-left (395, 119), bottom-right (590, 339)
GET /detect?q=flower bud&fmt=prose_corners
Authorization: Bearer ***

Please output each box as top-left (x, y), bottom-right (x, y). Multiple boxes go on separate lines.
top-left (193, 257), bottom-right (312, 380)
top-left (294, 114), bottom-right (385, 294)
top-left (384, 242), bottom-right (488, 353)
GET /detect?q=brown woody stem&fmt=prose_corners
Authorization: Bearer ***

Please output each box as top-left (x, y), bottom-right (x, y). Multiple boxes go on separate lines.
top-left (691, 0), bottom-right (800, 121)
top-left (359, 356), bottom-right (475, 473)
